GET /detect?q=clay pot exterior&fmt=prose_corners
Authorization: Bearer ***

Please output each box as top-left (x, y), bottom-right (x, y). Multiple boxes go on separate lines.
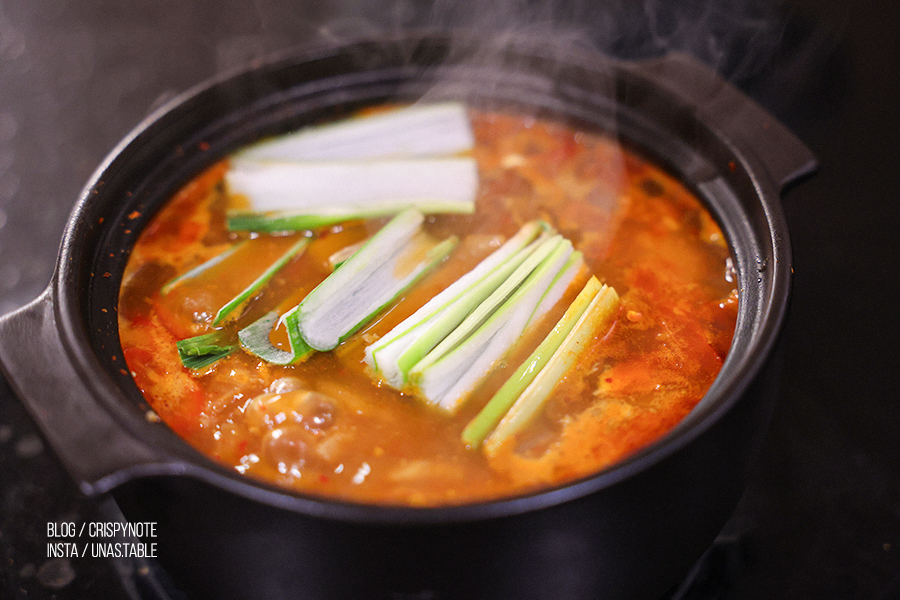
top-left (0, 34), bottom-right (815, 600)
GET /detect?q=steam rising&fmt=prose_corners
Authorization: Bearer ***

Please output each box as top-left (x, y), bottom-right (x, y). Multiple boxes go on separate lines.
top-left (311, 0), bottom-right (794, 87)
top-left (251, 0), bottom-right (831, 262)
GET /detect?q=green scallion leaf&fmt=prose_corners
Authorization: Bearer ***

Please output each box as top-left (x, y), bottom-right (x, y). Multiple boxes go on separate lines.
top-left (211, 237), bottom-right (309, 326)
top-left (176, 331), bottom-right (237, 370)
top-left (237, 310), bottom-right (314, 365)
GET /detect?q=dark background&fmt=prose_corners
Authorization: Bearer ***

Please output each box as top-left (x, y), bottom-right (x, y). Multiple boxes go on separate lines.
top-left (0, 0), bottom-right (898, 598)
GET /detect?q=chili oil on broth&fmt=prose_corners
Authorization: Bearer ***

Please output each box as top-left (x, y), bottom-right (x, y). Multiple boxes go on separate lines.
top-left (117, 108), bottom-right (738, 506)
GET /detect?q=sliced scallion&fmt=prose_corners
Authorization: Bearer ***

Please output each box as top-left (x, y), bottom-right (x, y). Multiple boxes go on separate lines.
top-left (237, 209), bottom-right (456, 364)
top-left (171, 236), bottom-right (308, 368)
top-left (532, 250), bottom-right (586, 320)
top-left (304, 235), bottom-right (458, 352)
top-left (408, 235), bottom-right (560, 379)
top-left (160, 242), bottom-right (245, 296)
top-left (296, 208), bottom-right (457, 352)
top-left (328, 240), bottom-right (365, 271)
top-left (482, 282), bottom-right (620, 454)
top-left (176, 331), bottom-right (237, 370)
top-left (237, 310), bottom-right (314, 365)
top-left (410, 236), bottom-right (578, 413)
top-left (212, 237), bottom-right (309, 326)
top-left (227, 211), bottom-right (372, 233)
top-left (364, 221), bottom-right (548, 388)
top-left (461, 276), bottom-right (603, 448)
top-left (224, 157), bottom-right (477, 226)
top-left (233, 102), bottom-right (474, 162)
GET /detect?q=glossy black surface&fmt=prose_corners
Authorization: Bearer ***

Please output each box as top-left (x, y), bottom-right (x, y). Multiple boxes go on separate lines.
top-left (0, 1), bottom-right (898, 599)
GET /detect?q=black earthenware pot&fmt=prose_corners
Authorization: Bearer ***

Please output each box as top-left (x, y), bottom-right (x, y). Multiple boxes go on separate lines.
top-left (0, 33), bottom-right (815, 600)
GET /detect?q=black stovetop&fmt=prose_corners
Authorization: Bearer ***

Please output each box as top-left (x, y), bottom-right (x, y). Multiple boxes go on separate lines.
top-left (1, 1), bottom-right (898, 598)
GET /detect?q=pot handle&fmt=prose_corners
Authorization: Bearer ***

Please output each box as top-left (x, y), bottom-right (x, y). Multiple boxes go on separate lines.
top-left (0, 289), bottom-right (182, 496)
top-left (638, 53), bottom-right (817, 190)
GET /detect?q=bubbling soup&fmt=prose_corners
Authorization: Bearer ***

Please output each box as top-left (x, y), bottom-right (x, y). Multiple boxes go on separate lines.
top-left (118, 105), bottom-right (738, 506)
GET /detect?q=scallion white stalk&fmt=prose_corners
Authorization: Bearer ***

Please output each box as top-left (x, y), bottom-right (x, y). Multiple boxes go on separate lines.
top-left (461, 276), bottom-right (603, 448)
top-left (411, 237), bottom-right (578, 413)
top-left (364, 221), bottom-right (547, 388)
top-left (296, 209), bottom-right (456, 351)
top-left (233, 102), bottom-right (474, 162)
top-left (482, 283), bottom-right (620, 453)
top-left (225, 157), bottom-right (477, 221)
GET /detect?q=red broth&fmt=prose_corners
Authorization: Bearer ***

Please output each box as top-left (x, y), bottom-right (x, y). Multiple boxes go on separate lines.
top-left (118, 109), bottom-right (738, 505)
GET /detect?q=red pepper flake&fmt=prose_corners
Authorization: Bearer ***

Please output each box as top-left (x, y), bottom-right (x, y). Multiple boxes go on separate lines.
top-left (111, 355), bottom-right (117, 361)
top-left (102, 272), bottom-right (111, 278)
top-left (124, 229), bottom-right (131, 234)
top-left (238, 440), bottom-right (248, 453)
top-left (128, 210), bottom-right (141, 220)
top-left (319, 474), bottom-right (330, 484)
top-left (728, 160), bottom-right (737, 172)
top-left (101, 308), bottom-right (108, 313)
top-left (119, 368), bottom-right (128, 375)
top-left (198, 141), bottom-right (210, 151)
top-left (605, 377), bottom-right (613, 384)
top-left (98, 217), bottom-right (104, 224)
